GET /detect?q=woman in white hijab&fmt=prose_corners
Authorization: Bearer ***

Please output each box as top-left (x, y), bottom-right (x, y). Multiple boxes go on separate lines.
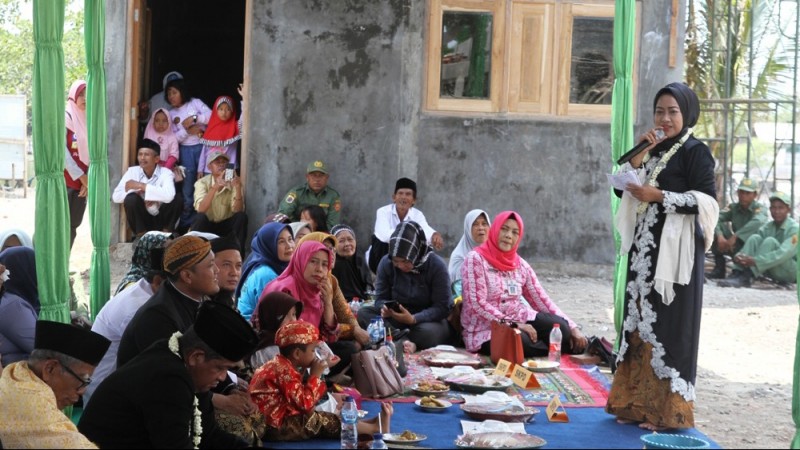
top-left (447, 209), bottom-right (490, 297)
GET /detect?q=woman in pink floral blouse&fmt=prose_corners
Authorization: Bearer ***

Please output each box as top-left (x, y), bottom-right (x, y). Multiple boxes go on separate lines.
top-left (459, 211), bottom-right (588, 355)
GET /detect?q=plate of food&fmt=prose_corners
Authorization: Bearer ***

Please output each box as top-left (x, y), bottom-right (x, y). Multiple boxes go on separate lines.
top-left (415, 396), bottom-right (452, 412)
top-left (421, 349), bottom-right (482, 368)
top-left (460, 404), bottom-right (540, 423)
top-left (412, 380), bottom-right (450, 397)
top-left (454, 432), bottom-right (547, 449)
top-left (522, 359), bottom-right (560, 373)
top-left (444, 373), bottom-right (514, 394)
top-left (382, 430), bottom-right (427, 445)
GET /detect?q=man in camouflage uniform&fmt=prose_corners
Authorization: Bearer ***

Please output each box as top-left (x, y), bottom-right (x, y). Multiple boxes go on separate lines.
top-left (718, 191), bottom-right (798, 287)
top-left (278, 160), bottom-right (341, 229)
top-left (706, 178), bottom-right (768, 279)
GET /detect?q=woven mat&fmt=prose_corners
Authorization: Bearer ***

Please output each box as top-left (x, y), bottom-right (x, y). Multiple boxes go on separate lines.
top-left (366, 353), bottom-right (610, 407)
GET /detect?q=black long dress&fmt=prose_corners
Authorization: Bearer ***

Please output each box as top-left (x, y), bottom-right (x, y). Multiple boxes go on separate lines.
top-left (606, 135), bottom-right (716, 428)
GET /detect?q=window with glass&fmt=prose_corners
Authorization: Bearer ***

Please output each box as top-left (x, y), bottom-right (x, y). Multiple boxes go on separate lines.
top-left (426, 0), bottom-right (628, 118)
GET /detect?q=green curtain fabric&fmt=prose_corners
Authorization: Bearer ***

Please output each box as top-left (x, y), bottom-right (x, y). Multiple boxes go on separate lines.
top-left (609, 0), bottom-right (636, 346)
top-left (792, 251), bottom-right (800, 448)
top-left (31, 0), bottom-right (71, 324)
top-left (84, 0), bottom-right (110, 320)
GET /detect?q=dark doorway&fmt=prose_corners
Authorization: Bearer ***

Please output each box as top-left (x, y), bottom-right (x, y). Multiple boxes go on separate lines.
top-left (146, 0), bottom-right (246, 110)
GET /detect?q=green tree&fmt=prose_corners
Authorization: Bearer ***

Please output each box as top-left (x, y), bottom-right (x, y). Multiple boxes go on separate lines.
top-left (0, 0), bottom-right (87, 134)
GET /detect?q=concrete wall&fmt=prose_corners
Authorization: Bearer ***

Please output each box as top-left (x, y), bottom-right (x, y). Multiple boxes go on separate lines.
top-left (105, 0), bottom-right (128, 244)
top-left (106, 0), bottom-right (686, 264)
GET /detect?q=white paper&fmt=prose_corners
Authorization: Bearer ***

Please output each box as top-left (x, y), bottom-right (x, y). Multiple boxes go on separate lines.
top-left (607, 171), bottom-right (641, 191)
top-left (430, 365), bottom-right (476, 379)
top-left (463, 391), bottom-right (525, 410)
top-left (461, 420), bottom-right (526, 435)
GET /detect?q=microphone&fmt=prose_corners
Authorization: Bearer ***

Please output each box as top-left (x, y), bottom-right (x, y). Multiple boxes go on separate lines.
top-left (616, 129), bottom-right (665, 165)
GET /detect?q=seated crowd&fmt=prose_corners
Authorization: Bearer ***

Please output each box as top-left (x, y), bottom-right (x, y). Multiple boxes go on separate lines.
top-left (8, 90), bottom-right (796, 445)
top-left (0, 173), bottom-right (591, 447)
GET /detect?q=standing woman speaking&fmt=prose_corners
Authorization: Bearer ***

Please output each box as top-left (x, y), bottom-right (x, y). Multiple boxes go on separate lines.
top-left (607, 82), bottom-right (718, 431)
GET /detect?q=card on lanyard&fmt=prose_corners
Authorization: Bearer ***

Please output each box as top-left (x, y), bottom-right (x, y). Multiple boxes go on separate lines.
top-left (506, 279), bottom-right (519, 296)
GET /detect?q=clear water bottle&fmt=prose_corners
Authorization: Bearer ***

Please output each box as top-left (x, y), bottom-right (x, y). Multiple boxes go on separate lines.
top-left (375, 317), bottom-right (386, 344)
top-left (384, 328), bottom-right (396, 366)
top-left (349, 299), bottom-right (361, 315)
top-left (367, 318), bottom-right (379, 347)
top-left (371, 433), bottom-right (388, 449)
top-left (340, 396), bottom-right (358, 449)
top-left (549, 323), bottom-right (562, 363)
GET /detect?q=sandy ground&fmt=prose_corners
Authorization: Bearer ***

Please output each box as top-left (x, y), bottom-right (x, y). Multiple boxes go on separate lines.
top-left (1, 188), bottom-right (797, 448)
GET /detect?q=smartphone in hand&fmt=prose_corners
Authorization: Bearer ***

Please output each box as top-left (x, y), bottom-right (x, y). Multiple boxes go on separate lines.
top-left (224, 163), bottom-right (235, 182)
top-left (383, 300), bottom-right (403, 312)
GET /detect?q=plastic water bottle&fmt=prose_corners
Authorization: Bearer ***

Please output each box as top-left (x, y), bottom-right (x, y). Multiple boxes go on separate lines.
top-left (384, 328), bottom-right (396, 366)
top-left (549, 323), bottom-right (562, 363)
top-left (349, 299), bottom-right (361, 315)
top-left (375, 317), bottom-right (386, 344)
top-left (340, 396), bottom-right (358, 449)
top-left (371, 433), bottom-right (388, 449)
top-left (367, 318), bottom-right (379, 347)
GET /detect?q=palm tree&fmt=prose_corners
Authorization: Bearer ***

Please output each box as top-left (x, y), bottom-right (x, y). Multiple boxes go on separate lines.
top-left (685, 0), bottom-right (796, 199)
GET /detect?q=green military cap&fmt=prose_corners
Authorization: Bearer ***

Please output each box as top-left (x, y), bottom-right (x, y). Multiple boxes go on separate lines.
top-left (769, 191), bottom-right (792, 206)
top-left (307, 160), bottom-right (328, 174)
top-left (737, 178), bottom-right (757, 192)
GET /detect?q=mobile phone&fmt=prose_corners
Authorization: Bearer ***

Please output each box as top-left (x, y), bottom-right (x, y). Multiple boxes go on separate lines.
top-left (224, 164), bottom-right (235, 181)
top-left (383, 300), bottom-right (403, 312)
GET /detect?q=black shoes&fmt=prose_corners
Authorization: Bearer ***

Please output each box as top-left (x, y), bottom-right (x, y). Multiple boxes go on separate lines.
top-left (705, 254), bottom-right (726, 279)
top-left (705, 266), bottom-right (726, 279)
top-left (717, 270), bottom-right (752, 288)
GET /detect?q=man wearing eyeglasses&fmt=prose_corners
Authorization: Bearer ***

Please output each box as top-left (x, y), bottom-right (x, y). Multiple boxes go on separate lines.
top-left (0, 320), bottom-right (110, 448)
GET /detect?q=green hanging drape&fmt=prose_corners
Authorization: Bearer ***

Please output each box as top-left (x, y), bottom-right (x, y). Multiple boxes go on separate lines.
top-left (609, 0), bottom-right (636, 344)
top-left (31, 0), bottom-right (71, 325)
top-left (84, 0), bottom-right (110, 320)
top-left (792, 250), bottom-right (800, 448)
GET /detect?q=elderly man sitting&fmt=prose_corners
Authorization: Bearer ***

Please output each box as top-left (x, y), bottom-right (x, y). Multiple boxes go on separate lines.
top-left (0, 321), bottom-right (110, 449)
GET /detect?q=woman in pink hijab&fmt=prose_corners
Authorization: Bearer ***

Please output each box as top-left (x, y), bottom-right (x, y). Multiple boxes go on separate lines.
top-left (459, 211), bottom-right (587, 355)
top-left (258, 240), bottom-right (338, 342)
top-left (63, 80), bottom-right (88, 249)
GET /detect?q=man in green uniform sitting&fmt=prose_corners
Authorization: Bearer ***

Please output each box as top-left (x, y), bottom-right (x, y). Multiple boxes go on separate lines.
top-left (718, 191), bottom-right (798, 288)
top-left (278, 160), bottom-right (341, 230)
top-left (706, 177), bottom-right (768, 279)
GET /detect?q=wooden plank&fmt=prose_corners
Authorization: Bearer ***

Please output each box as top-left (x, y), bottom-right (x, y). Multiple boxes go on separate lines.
top-left (669, 0), bottom-right (678, 67)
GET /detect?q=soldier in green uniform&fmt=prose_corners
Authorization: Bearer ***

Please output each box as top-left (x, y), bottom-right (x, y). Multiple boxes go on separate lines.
top-left (277, 160), bottom-right (341, 229)
top-left (718, 191), bottom-right (798, 287)
top-left (706, 177), bottom-right (769, 279)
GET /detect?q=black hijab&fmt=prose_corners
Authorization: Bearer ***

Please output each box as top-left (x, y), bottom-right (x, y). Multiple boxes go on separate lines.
top-left (0, 246), bottom-right (39, 313)
top-left (649, 82), bottom-right (701, 155)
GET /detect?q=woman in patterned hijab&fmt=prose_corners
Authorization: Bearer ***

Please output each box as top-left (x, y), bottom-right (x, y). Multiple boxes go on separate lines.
top-left (355, 221), bottom-right (452, 350)
top-left (114, 231), bottom-right (173, 294)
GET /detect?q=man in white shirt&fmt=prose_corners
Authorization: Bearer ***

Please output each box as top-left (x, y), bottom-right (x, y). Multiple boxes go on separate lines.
top-left (367, 177), bottom-right (444, 272)
top-left (83, 235), bottom-right (169, 406)
top-left (112, 139), bottom-right (182, 239)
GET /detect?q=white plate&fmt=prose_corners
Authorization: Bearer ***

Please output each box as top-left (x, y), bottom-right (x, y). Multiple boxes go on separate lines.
top-left (521, 359), bottom-right (560, 372)
top-left (415, 397), bottom-right (452, 412)
top-left (382, 432), bottom-right (428, 444)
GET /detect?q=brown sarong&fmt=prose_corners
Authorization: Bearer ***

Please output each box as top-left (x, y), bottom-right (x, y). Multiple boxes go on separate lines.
top-left (605, 332), bottom-right (694, 429)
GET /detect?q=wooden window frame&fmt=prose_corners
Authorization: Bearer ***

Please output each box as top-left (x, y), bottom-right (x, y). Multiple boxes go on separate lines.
top-left (425, 0), bottom-right (634, 119)
top-left (425, 0), bottom-right (506, 113)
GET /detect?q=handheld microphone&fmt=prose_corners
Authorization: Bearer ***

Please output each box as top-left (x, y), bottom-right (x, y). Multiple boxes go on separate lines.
top-left (616, 129), bottom-right (666, 165)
